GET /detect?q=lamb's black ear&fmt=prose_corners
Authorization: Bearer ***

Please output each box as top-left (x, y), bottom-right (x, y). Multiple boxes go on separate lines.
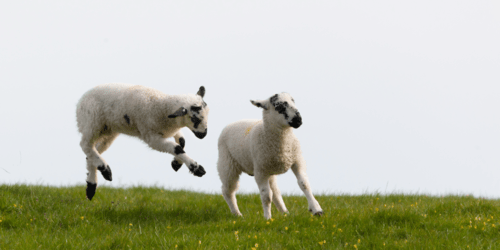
top-left (168, 107), bottom-right (188, 118)
top-left (197, 86), bottom-right (205, 98)
top-left (250, 100), bottom-right (268, 110)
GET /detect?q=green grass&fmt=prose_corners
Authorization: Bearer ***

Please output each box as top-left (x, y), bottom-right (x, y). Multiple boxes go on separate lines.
top-left (1, 185), bottom-right (500, 249)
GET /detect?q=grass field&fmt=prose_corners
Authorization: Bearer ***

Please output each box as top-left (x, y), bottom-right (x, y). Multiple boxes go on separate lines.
top-left (1, 185), bottom-right (500, 249)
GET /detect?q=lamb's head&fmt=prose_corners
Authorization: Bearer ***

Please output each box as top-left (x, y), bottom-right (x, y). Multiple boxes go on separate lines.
top-left (251, 93), bottom-right (302, 129)
top-left (168, 86), bottom-right (210, 139)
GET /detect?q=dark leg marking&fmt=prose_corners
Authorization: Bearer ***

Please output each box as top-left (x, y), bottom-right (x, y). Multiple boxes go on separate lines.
top-left (97, 165), bottom-right (113, 181)
top-left (124, 114), bottom-right (130, 125)
top-left (86, 181), bottom-right (97, 201)
top-left (174, 145), bottom-right (185, 155)
top-left (100, 125), bottom-right (109, 135)
top-left (171, 159), bottom-right (182, 172)
top-left (179, 137), bottom-right (185, 149)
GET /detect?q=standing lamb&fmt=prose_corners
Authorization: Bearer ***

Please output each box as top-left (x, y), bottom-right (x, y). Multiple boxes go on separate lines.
top-left (76, 83), bottom-right (209, 200)
top-left (217, 93), bottom-right (323, 219)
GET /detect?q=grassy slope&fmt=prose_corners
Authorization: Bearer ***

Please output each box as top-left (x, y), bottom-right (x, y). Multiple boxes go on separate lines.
top-left (1, 185), bottom-right (500, 249)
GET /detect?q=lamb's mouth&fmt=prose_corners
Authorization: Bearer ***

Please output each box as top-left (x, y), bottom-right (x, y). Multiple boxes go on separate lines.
top-left (193, 129), bottom-right (207, 139)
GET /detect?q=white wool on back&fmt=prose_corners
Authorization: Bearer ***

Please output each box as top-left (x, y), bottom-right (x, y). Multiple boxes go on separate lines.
top-left (76, 83), bottom-right (206, 139)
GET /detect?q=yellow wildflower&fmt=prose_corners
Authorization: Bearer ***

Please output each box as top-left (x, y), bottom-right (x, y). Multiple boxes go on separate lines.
top-left (235, 231), bottom-right (238, 235)
top-left (267, 221), bottom-right (270, 225)
top-left (354, 244), bottom-right (358, 249)
top-left (81, 216), bottom-right (84, 220)
top-left (13, 204), bottom-right (17, 207)
top-left (358, 239), bottom-right (361, 243)
top-left (285, 227), bottom-right (288, 230)
top-left (255, 243), bottom-right (258, 247)
top-left (129, 223), bottom-right (133, 226)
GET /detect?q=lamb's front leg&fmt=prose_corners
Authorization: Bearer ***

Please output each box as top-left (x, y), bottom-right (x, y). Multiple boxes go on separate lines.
top-left (143, 133), bottom-right (206, 177)
top-left (171, 131), bottom-right (185, 172)
top-left (291, 158), bottom-right (323, 216)
top-left (254, 171), bottom-right (273, 219)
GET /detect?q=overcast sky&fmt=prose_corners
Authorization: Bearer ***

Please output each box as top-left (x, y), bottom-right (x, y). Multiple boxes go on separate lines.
top-left (1, 1), bottom-right (499, 197)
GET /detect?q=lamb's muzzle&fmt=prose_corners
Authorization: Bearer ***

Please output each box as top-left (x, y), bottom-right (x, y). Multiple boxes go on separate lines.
top-left (289, 112), bottom-right (302, 128)
top-left (193, 128), bottom-right (207, 139)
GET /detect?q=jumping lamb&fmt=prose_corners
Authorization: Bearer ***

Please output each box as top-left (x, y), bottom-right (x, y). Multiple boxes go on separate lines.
top-left (217, 93), bottom-right (323, 219)
top-left (76, 83), bottom-right (209, 200)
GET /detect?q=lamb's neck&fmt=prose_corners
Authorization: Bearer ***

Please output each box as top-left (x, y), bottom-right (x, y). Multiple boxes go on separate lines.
top-left (262, 120), bottom-right (295, 148)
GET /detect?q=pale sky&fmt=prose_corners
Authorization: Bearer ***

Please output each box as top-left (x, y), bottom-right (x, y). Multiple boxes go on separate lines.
top-left (1, 1), bottom-right (499, 197)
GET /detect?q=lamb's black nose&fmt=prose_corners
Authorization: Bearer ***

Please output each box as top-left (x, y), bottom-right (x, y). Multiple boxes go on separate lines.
top-left (193, 129), bottom-right (207, 139)
top-left (289, 113), bottom-right (302, 128)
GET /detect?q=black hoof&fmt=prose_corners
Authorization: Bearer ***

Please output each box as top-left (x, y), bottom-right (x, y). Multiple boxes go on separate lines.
top-left (192, 165), bottom-right (206, 177)
top-left (314, 211), bottom-right (324, 216)
top-left (172, 160), bottom-right (182, 172)
top-left (98, 165), bottom-right (112, 181)
top-left (86, 181), bottom-right (97, 201)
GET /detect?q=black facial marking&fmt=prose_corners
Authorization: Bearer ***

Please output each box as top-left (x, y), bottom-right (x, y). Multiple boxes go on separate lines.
top-left (124, 114), bottom-right (130, 125)
top-left (191, 116), bottom-right (202, 129)
top-left (171, 160), bottom-right (182, 172)
top-left (270, 94), bottom-right (292, 119)
top-left (190, 105), bottom-right (202, 113)
top-left (86, 181), bottom-right (97, 201)
top-left (174, 145), bottom-right (185, 155)
top-left (179, 137), bottom-right (185, 149)
top-left (270, 94), bottom-right (279, 105)
top-left (97, 165), bottom-right (112, 181)
top-left (202, 101), bottom-right (207, 108)
top-left (274, 102), bottom-right (289, 119)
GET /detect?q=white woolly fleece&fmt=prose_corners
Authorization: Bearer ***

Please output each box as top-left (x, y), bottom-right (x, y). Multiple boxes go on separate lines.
top-left (76, 83), bottom-right (209, 190)
top-left (217, 92), bottom-right (323, 219)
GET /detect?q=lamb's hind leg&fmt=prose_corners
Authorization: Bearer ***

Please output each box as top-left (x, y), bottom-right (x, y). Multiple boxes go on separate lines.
top-left (171, 131), bottom-right (185, 172)
top-left (217, 150), bottom-right (243, 216)
top-left (269, 175), bottom-right (289, 214)
top-left (80, 127), bottom-right (113, 200)
top-left (95, 132), bottom-right (119, 181)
